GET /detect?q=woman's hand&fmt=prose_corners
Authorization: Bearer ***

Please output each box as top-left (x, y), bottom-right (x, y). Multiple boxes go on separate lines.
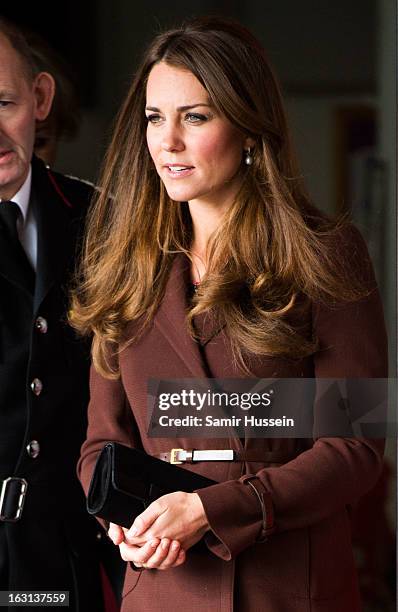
top-left (126, 491), bottom-right (209, 550)
top-left (108, 523), bottom-right (186, 570)
top-left (107, 492), bottom-right (209, 570)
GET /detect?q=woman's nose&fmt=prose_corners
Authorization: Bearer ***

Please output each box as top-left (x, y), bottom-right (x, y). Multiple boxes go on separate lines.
top-left (161, 125), bottom-right (185, 152)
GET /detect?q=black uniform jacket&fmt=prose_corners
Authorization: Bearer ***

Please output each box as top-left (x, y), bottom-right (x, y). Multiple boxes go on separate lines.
top-left (0, 156), bottom-right (123, 611)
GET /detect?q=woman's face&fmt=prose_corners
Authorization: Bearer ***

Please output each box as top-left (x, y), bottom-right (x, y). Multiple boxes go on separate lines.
top-left (146, 62), bottom-right (252, 210)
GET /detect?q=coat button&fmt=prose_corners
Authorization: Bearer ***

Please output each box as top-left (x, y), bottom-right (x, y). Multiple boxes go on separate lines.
top-left (26, 440), bottom-right (40, 458)
top-left (35, 316), bottom-right (48, 334)
top-left (30, 378), bottom-right (43, 396)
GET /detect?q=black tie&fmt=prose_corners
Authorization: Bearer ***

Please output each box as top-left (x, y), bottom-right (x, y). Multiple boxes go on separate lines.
top-left (0, 201), bottom-right (35, 293)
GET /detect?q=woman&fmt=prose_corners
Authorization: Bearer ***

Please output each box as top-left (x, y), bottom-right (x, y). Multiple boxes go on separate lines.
top-left (72, 17), bottom-right (387, 612)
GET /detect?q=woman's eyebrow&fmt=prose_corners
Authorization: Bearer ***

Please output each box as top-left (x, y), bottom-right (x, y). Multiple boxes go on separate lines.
top-left (145, 103), bottom-right (213, 112)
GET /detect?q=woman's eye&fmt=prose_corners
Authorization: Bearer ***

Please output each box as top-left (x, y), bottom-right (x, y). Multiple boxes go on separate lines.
top-left (185, 113), bottom-right (208, 123)
top-left (146, 114), bottom-right (162, 123)
top-left (0, 101), bottom-right (11, 108)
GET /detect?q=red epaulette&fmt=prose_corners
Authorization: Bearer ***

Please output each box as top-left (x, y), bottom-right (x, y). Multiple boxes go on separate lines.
top-left (46, 168), bottom-right (74, 209)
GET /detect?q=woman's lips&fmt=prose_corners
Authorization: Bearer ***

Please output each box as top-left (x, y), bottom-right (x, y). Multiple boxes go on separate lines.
top-left (164, 164), bottom-right (194, 178)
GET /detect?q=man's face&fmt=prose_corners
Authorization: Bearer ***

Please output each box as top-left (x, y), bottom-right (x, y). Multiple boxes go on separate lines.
top-left (0, 34), bottom-right (46, 200)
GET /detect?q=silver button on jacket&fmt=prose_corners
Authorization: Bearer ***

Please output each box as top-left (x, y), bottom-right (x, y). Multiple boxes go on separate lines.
top-left (35, 316), bottom-right (48, 334)
top-left (26, 440), bottom-right (40, 459)
top-left (30, 378), bottom-right (43, 396)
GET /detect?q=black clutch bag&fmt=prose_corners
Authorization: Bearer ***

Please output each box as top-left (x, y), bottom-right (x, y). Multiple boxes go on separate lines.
top-left (87, 442), bottom-right (216, 528)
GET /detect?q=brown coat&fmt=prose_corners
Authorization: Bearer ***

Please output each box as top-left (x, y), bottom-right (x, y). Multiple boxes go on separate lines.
top-left (78, 228), bottom-right (387, 612)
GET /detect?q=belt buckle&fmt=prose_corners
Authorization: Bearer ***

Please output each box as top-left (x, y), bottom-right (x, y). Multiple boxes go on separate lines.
top-left (170, 448), bottom-right (185, 465)
top-left (0, 477), bottom-right (28, 522)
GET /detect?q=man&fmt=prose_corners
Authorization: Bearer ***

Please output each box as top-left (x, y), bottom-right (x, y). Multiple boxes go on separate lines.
top-left (0, 18), bottom-right (122, 611)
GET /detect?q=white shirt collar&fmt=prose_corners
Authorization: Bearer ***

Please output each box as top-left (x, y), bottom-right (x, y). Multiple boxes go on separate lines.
top-left (9, 166), bottom-right (32, 224)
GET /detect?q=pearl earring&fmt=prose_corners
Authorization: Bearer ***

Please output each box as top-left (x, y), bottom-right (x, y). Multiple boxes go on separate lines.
top-left (244, 147), bottom-right (253, 166)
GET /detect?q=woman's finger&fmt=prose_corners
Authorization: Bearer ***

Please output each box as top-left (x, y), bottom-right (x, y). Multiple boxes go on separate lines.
top-left (144, 538), bottom-right (173, 569)
top-left (138, 543), bottom-right (186, 570)
top-left (173, 549), bottom-right (186, 567)
top-left (119, 538), bottom-right (159, 564)
top-left (128, 499), bottom-right (166, 538)
top-left (156, 540), bottom-right (184, 570)
top-left (108, 522), bottom-right (124, 545)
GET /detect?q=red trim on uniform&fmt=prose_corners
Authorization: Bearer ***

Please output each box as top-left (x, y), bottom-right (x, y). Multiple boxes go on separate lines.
top-left (100, 564), bottom-right (119, 612)
top-left (47, 169), bottom-right (74, 208)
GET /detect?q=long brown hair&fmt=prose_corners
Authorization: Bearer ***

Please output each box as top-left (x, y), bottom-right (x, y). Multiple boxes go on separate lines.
top-left (71, 17), bottom-right (366, 378)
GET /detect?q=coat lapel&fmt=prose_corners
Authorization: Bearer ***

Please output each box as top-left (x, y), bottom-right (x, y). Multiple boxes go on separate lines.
top-left (154, 254), bottom-right (210, 379)
top-left (194, 311), bottom-right (226, 347)
top-left (31, 157), bottom-right (76, 313)
top-left (153, 254), bottom-right (244, 450)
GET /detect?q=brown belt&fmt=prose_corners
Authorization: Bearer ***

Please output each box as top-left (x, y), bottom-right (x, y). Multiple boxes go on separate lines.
top-left (157, 448), bottom-right (298, 465)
